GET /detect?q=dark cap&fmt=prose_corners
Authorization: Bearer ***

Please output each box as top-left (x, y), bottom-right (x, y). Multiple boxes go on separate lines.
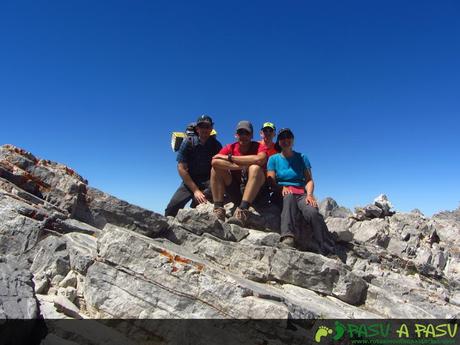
top-left (277, 128), bottom-right (294, 139)
top-left (196, 114), bottom-right (213, 126)
top-left (236, 120), bottom-right (253, 133)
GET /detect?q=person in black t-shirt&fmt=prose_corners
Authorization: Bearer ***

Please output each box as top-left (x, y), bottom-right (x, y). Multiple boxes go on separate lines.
top-left (165, 115), bottom-right (222, 217)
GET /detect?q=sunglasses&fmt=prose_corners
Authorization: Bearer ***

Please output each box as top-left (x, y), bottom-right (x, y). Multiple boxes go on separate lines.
top-left (197, 124), bottom-right (212, 129)
top-left (278, 134), bottom-right (293, 140)
top-left (237, 129), bottom-right (251, 136)
top-left (262, 128), bottom-right (274, 133)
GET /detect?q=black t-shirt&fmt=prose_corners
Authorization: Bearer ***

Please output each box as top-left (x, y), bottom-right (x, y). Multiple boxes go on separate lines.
top-left (176, 136), bottom-right (222, 181)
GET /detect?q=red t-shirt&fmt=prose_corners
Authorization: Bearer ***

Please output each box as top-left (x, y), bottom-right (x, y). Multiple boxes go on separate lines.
top-left (219, 141), bottom-right (267, 156)
top-left (258, 141), bottom-right (278, 158)
top-left (219, 141), bottom-right (267, 177)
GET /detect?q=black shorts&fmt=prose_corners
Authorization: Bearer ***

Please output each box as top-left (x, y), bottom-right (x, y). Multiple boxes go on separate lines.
top-left (224, 174), bottom-right (270, 207)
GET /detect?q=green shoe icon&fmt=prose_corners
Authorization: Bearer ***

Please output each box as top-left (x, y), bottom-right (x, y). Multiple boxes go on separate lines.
top-left (333, 321), bottom-right (346, 341)
top-left (314, 326), bottom-right (333, 343)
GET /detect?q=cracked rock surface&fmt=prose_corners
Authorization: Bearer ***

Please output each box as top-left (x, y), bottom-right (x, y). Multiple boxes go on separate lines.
top-left (1, 144), bottom-right (459, 343)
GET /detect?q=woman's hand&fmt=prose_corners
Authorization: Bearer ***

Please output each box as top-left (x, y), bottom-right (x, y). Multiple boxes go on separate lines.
top-left (282, 186), bottom-right (292, 196)
top-left (306, 194), bottom-right (318, 208)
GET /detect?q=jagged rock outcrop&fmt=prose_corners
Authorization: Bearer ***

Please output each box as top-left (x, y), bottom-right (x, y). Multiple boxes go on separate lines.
top-left (1, 144), bottom-right (459, 343)
top-left (353, 194), bottom-right (395, 221)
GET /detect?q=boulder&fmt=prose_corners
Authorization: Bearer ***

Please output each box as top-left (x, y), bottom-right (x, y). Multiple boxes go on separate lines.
top-left (325, 217), bottom-right (355, 242)
top-left (0, 193), bottom-right (46, 255)
top-left (0, 260), bottom-right (39, 319)
top-left (319, 197), bottom-right (352, 219)
top-left (85, 223), bottom-right (318, 321)
top-left (350, 218), bottom-right (390, 247)
top-left (77, 187), bottom-right (169, 238)
top-left (0, 144), bottom-right (87, 216)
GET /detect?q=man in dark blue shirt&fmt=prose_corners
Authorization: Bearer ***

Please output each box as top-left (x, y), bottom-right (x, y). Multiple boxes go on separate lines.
top-left (165, 115), bottom-right (222, 217)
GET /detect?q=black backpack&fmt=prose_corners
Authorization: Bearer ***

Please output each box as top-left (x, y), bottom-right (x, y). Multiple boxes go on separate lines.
top-left (171, 122), bottom-right (197, 152)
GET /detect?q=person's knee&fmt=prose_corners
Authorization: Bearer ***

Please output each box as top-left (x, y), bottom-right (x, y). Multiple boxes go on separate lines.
top-left (301, 204), bottom-right (320, 221)
top-left (248, 164), bottom-right (262, 175)
top-left (248, 165), bottom-right (265, 182)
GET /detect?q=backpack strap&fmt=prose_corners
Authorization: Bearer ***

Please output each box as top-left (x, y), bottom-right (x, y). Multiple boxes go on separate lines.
top-left (184, 135), bottom-right (198, 158)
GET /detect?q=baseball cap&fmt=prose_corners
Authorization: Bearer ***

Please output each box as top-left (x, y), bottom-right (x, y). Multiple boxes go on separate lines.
top-left (196, 114), bottom-right (213, 126)
top-left (277, 128), bottom-right (294, 140)
top-left (261, 122), bottom-right (276, 131)
top-left (236, 120), bottom-right (253, 133)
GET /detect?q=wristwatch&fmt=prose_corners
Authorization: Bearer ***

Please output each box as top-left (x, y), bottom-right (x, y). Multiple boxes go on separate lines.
top-left (227, 153), bottom-right (233, 162)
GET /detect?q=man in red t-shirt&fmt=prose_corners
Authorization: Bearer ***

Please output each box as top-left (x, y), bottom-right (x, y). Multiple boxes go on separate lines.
top-left (258, 121), bottom-right (278, 159)
top-left (211, 120), bottom-right (267, 226)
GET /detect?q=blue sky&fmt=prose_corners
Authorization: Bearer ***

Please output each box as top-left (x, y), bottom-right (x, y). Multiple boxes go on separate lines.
top-left (1, 0), bottom-right (459, 216)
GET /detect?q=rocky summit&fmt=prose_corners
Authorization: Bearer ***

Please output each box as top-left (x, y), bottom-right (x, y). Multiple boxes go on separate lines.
top-left (0, 144), bottom-right (459, 344)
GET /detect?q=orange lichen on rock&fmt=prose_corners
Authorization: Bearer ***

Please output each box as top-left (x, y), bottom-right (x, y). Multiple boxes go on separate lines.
top-left (0, 160), bottom-right (51, 192)
top-left (159, 249), bottom-right (204, 272)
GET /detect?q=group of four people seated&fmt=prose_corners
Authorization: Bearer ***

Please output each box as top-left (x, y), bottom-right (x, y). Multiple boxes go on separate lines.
top-left (165, 114), bottom-right (328, 249)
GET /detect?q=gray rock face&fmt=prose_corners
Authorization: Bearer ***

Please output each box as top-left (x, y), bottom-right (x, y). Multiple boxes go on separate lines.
top-left (325, 217), bottom-right (355, 242)
top-left (84, 224), bottom-right (318, 320)
top-left (350, 218), bottom-right (390, 247)
top-left (78, 187), bottom-right (169, 238)
top-left (178, 232), bottom-right (367, 305)
top-left (1, 144), bottom-right (460, 342)
top-left (353, 194), bottom-right (395, 221)
top-left (0, 260), bottom-right (38, 319)
top-left (319, 197), bottom-right (352, 219)
top-left (0, 193), bottom-right (46, 255)
top-left (0, 144), bottom-right (87, 216)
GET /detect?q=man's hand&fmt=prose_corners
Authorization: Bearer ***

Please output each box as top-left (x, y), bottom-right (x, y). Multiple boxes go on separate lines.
top-left (282, 186), bottom-right (292, 197)
top-left (306, 194), bottom-right (318, 208)
top-left (212, 154), bottom-right (227, 160)
top-left (193, 190), bottom-right (208, 204)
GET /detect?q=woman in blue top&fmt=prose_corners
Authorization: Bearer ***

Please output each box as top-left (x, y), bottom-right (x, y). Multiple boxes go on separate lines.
top-left (267, 128), bottom-right (333, 253)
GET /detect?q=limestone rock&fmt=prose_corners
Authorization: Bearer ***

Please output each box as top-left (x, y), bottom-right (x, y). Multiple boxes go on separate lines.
top-left (353, 195), bottom-right (395, 221)
top-left (0, 260), bottom-right (38, 319)
top-left (325, 217), bottom-right (355, 242)
top-left (79, 187), bottom-right (169, 238)
top-left (319, 197), bottom-right (352, 219)
top-left (0, 144), bottom-right (87, 216)
top-left (54, 295), bottom-right (82, 319)
top-left (30, 236), bottom-right (71, 284)
top-left (374, 194), bottom-right (393, 216)
top-left (1, 144), bottom-right (460, 339)
top-left (0, 193), bottom-right (45, 255)
top-left (240, 229), bottom-right (281, 247)
top-left (84, 223), bottom-right (318, 320)
top-left (350, 218), bottom-right (390, 247)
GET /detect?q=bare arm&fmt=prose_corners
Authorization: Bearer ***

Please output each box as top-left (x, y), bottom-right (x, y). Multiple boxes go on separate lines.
top-left (268, 170), bottom-right (292, 196)
top-left (267, 170), bottom-right (282, 191)
top-left (304, 168), bottom-right (317, 207)
top-left (213, 152), bottom-right (267, 168)
top-left (211, 158), bottom-right (242, 170)
top-left (232, 152), bottom-right (267, 166)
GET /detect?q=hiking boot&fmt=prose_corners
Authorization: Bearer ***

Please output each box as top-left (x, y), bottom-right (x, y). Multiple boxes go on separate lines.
top-left (226, 207), bottom-right (251, 227)
top-left (213, 207), bottom-right (226, 222)
top-left (279, 236), bottom-right (295, 248)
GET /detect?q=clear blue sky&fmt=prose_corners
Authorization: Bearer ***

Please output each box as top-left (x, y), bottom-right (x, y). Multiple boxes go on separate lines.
top-left (1, 0), bottom-right (459, 216)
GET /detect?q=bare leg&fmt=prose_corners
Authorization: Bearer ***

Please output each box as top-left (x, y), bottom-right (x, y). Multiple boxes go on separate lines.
top-left (211, 167), bottom-right (232, 203)
top-left (241, 165), bottom-right (265, 204)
